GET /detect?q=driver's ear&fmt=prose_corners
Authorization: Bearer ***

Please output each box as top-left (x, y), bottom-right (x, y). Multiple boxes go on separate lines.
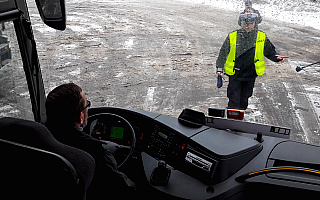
top-left (79, 111), bottom-right (85, 125)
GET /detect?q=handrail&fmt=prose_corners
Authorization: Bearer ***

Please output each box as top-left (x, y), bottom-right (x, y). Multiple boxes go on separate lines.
top-left (236, 166), bottom-right (320, 182)
top-left (0, 9), bottom-right (21, 22)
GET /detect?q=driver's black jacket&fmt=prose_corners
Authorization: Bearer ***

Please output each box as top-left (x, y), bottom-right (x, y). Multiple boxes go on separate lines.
top-left (46, 125), bottom-right (137, 200)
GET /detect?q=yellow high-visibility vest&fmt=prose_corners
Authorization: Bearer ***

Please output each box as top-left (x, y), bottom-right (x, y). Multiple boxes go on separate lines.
top-left (224, 31), bottom-right (266, 76)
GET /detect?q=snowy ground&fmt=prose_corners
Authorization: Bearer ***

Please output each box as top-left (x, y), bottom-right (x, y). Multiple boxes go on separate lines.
top-left (179, 0), bottom-right (320, 30)
top-left (2, 0), bottom-right (319, 144)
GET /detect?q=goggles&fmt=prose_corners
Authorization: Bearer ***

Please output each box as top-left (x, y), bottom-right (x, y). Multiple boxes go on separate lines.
top-left (240, 13), bottom-right (258, 24)
top-left (244, 0), bottom-right (252, 5)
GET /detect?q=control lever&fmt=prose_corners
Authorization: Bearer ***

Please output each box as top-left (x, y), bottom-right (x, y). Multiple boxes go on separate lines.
top-left (150, 160), bottom-right (171, 186)
top-left (255, 132), bottom-right (264, 143)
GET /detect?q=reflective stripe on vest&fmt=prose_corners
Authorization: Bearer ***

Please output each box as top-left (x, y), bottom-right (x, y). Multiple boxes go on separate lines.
top-left (224, 31), bottom-right (237, 75)
top-left (224, 31), bottom-right (266, 76)
top-left (254, 31), bottom-right (266, 75)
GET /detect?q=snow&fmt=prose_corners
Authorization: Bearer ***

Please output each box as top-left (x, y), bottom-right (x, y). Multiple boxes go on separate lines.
top-left (68, 25), bottom-right (89, 33)
top-left (176, 0), bottom-right (320, 135)
top-left (178, 0), bottom-right (320, 30)
top-left (305, 85), bottom-right (320, 120)
top-left (124, 38), bottom-right (134, 49)
top-left (25, 0), bottom-right (320, 143)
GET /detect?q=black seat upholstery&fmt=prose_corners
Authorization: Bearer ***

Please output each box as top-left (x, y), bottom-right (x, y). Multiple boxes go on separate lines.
top-left (0, 117), bottom-right (96, 200)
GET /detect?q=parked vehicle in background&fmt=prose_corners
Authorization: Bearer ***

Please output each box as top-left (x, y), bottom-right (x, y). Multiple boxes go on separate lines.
top-left (0, 23), bottom-right (11, 69)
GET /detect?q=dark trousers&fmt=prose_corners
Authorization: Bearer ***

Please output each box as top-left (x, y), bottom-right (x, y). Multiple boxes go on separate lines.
top-left (227, 77), bottom-right (256, 110)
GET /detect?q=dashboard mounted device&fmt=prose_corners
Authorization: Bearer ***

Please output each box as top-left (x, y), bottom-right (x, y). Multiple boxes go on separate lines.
top-left (208, 108), bottom-right (225, 118)
top-left (227, 109), bottom-right (245, 120)
top-left (178, 108), bottom-right (205, 128)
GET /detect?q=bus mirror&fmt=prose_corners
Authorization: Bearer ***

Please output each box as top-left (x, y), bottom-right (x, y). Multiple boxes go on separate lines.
top-left (35, 0), bottom-right (66, 30)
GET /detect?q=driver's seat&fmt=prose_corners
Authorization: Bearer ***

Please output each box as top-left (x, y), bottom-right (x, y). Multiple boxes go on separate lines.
top-left (0, 117), bottom-right (96, 200)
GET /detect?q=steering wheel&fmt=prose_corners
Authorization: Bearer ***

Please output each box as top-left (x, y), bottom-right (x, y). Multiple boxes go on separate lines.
top-left (85, 113), bottom-right (136, 168)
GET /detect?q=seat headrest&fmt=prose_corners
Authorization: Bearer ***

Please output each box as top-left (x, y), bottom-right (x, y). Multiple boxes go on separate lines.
top-left (0, 138), bottom-right (82, 199)
top-left (0, 117), bottom-right (95, 190)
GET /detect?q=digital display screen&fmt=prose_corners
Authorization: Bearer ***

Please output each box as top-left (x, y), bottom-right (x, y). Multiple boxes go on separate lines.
top-left (110, 126), bottom-right (124, 139)
top-left (95, 131), bottom-right (102, 135)
top-left (228, 111), bottom-right (240, 116)
top-left (158, 132), bottom-right (168, 140)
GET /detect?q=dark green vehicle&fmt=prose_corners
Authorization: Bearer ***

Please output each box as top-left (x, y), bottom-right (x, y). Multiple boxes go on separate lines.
top-left (1, 0), bottom-right (320, 199)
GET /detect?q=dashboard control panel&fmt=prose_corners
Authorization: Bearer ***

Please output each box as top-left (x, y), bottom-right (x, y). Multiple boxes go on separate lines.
top-left (144, 124), bottom-right (219, 183)
top-left (146, 125), bottom-right (187, 161)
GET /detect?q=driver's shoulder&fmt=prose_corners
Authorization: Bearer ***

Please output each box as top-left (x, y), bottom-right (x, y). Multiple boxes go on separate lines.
top-left (55, 127), bottom-right (104, 156)
top-left (74, 129), bottom-right (103, 149)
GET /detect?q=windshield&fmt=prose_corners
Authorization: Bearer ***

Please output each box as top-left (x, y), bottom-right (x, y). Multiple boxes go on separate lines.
top-left (24, 0), bottom-right (320, 144)
top-left (0, 21), bottom-right (33, 120)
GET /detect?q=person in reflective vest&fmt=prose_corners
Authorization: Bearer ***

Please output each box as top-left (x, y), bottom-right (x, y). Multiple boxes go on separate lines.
top-left (238, 1), bottom-right (262, 27)
top-left (216, 13), bottom-right (289, 110)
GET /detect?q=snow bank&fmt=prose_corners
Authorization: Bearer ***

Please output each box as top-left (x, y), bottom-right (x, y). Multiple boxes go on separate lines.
top-left (178, 0), bottom-right (320, 30)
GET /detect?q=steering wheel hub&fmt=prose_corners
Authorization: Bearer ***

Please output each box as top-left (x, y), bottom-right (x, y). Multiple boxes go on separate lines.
top-left (84, 113), bottom-right (136, 168)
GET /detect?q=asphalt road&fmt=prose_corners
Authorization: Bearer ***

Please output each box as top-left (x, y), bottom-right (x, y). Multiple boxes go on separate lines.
top-left (25, 0), bottom-right (320, 144)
